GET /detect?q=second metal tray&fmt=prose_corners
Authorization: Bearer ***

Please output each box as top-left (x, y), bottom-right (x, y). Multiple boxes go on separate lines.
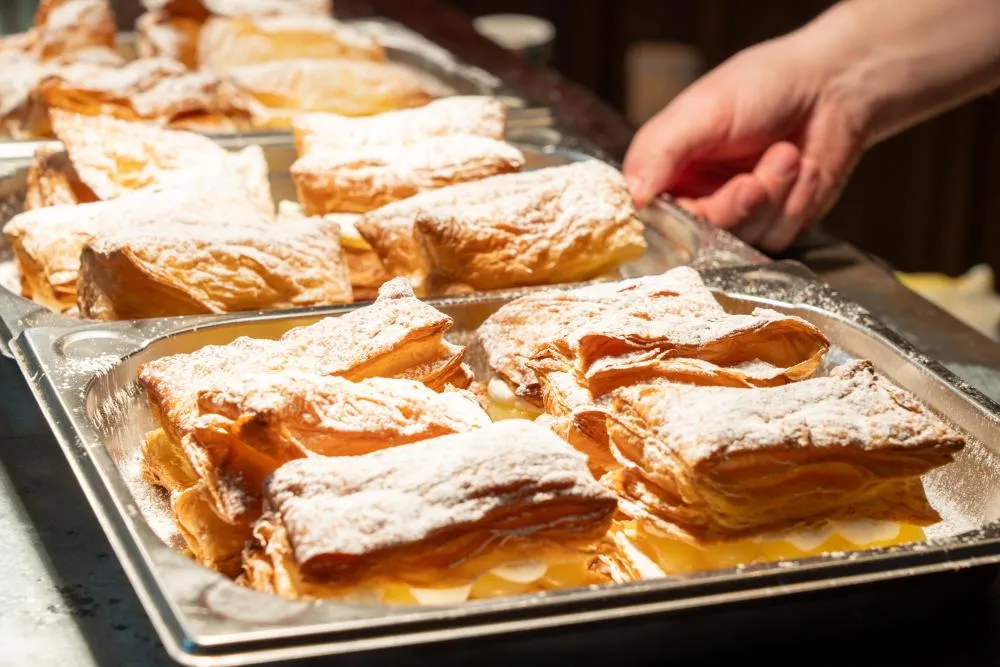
top-left (10, 260), bottom-right (1000, 665)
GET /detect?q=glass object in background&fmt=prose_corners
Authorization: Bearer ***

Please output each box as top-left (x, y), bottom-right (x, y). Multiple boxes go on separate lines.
top-left (472, 13), bottom-right (555, 67)
top-left (625, 41), bottom-right (704, 126)
top-left (0, 0), bottom-right (37, 34)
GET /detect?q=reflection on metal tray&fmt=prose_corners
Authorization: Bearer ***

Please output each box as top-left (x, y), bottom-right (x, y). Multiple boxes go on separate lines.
top-left (0, 141), bottom-right (764, 357)
top-left (0, 17), bottom-right (538, 160)
top-left (9, 260), bottom-right (1000, 666)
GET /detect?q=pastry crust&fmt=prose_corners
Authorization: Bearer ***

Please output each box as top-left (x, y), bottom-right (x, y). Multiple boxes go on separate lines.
top-left (77, 216), bottom-right (353, 320)
top-left (292, 136), bottom-right (525, 215)
top-left (24, 146), bottom-right (96, 210)
top-left (243, 419), bottom-right (618, 594)
top-left (3, 172), bottom-right (268, 312)
top-left (136, 11), bottom-right (201, 69)
top-left (30, 0), bottom-right (116, 60)
top-left (228, 58), bottom-right (434, 127)
top-left (292, 96), bottom-right (507, 155)
top-left (605, 360), bottom-right (965, 544)
top-left (49, 111), bottom-right (274, 216)
top-left (38, 57), bottom-right (254, 131)
top-left (138, 279), bottom-right (476, 573)
top-left (198, 14), bottom-right (384, 75)
top-left (357, 160), bottom-right (646, 295)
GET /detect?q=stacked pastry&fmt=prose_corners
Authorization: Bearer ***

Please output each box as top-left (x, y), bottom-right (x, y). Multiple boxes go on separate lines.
top-left (0, 0), bottom-right (439, 138)
top-left (3, 112), bottom-right (353, 318)
top-left (288, 97), bottom-right (647, 297)
top-left (139, 280), bottom-right (626, 604)
top-left (477, 266), bottom-right (966, 576)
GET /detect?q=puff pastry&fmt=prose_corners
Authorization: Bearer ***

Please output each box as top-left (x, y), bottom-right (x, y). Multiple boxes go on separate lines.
top-left (292, 95), bottom-right (507, 155)
top-left (292, 136), bottom-right (525, 215)
top-left (275, 201), bottom-right (389, 300)
top-left (142, 0), bottom-right (331, 20)
top-left (3, 173), bottom-right (268, 312)
top-left (77, 216), bottom-right (352, 319)
top-left (38, 56), bottom-right (254, 132)
top-left (5, 0), bottom-right (117, 61)
top-left (138, 279), bottom-right (474, 573)
top-left (242, 419), bottom-right (619, 601)
top-left (605, 360), bottom-right (965, 544)
top-left (228, 58), bottom-right (434, 128)
top-left (24, 146), bottom-right (96, 210)
top-left (48, 111), bottom-right (274, 216)
top-left (357, 160), bottom-right (646, 295)
top-left (136, 11), bottom-right (201, 69)
top-left (199, 14), bottom-right (383, 75)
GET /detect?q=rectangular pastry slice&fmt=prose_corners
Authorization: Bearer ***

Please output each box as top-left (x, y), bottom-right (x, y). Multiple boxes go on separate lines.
top-left (605, 359), bottom-right (965, 545)
top-left (292, 95), bottom-right (507, 155)
top-left (292, 136), bottom-right (525, 215)
top-left (49, 110), bottom-right (274, 216)
top-left (199, 14), bottom-right (383, 74)
top-left (138, 279), bottom-right (474, 573)
top-left (228, 58), bottom-right (434, 128)
top-left (76, 216), bottom-right (353, 319)
top-left (357, 160), bottom-right (647, 295)
top-left (242, 419), bottom-right (619, 602)
top-left (38, 57), bottom-right (254, 133)
top-left (3, 173), bottom-right (268, 312)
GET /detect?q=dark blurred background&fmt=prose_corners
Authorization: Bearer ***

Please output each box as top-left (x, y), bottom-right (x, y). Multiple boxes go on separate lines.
top-left (7, 0), bottom-right (1000, 280)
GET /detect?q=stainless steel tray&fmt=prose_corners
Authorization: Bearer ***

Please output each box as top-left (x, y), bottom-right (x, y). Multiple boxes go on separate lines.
top-left (9, 260), bottom-right (1000, 665)
top-left (0, 18), bottom-right (542, 162)
top-left (0, 140), bottom-right (765, 357)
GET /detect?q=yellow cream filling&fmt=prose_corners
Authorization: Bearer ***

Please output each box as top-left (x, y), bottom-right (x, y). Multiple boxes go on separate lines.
top-left (486, 376), bottom-right (544, 422)
top-left (620, 519), bottom-right (926, 575)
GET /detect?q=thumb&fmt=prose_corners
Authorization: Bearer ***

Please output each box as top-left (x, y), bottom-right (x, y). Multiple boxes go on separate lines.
top-left (623, 96), bottom-right (726, 210)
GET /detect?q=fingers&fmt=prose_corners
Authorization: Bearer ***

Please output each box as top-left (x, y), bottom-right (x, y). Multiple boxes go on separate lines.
top-left (732, 142), bottom-right (802, 245)
top-left (623, 95), bottom-right (726, 210)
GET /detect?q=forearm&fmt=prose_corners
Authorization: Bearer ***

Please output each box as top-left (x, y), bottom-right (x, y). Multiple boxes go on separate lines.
top-left (797, 0), bottom-right (1000, 146)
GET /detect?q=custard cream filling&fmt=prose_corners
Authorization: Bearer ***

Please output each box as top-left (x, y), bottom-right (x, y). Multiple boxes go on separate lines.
top-left (486, 375), bottom-right (543, 421)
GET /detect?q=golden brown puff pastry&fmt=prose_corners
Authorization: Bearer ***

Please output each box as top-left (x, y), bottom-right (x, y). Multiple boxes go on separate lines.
top-left (30, 0), bottom-right (116, 60)
top-left (3, 173), bottom-right (268, 312)
top-left (138, 280), bottom-right (473, 573)
top-left (604, 360), bottom-right (965, 545)
top-left (198, 14), bottom-right (384, 75)
top-left (141, 0), bottom-right (331, 20)
top-left (136, 11), bottom-right (201, 69)
top-left (292, 136), bottom-right (525, 216)
top-left (38, 57), bottom-right (254, 132)
top-left (24, 146), bottom-right (97, 210)
top-left (49, 110), bottom-right (275, 216)
top-left (479, 267), bottom-right (726, 403)
top-left (242, 419), bottom-right (619, 600)
top-left (292, 96), bottom-right (507, 155)
top-left (275, 202), bottom-right (390, 300)
top-left (357, 160), bottom-right (646, 295)
top-left (76, 216), bottom-right (353, 320)
top-left (228, 58), bottom-right (434, 128)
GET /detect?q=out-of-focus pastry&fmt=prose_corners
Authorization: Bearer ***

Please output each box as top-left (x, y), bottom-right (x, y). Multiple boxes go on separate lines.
top-left (292, 136), bottom-right (525, 215)
top-left (276, 201), bottom-right (389, 301)
top-left (292, 96), bottom-right (507, 155)
top-left (242, 419), bottom-right (621, 603)
top-left (228, 58), bottom-right (434, 128)
top-left (77, 216), bottom-right (352, 320)
top-left (31, 0), bottom-right (116, 60)
top-left (138, 279), bottom-right (476, 573)
top-left (199, 14), bottom-right (384, 74)
top-left (136, 11), bottom-right (201, 69)
top-left (3, 173), bottom-right (268, 312)
top-left (477, 267), bottom-right (830, 473)
top-left (38, 57), bottom-right (254, 133)
top-left (357, 160), bottom-right (646, 295)
top-left (141, 0), bottom-right (331, 21)
top-left (24, 145), bottom-right (96, 210)
top-left (605, 360), bottom-right (965, 573)
top-left (48, 111), bottom-right (274, 216)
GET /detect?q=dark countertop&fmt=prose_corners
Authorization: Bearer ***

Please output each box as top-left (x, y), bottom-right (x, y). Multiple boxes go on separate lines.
top-left (4, 1), bottom-right (1000, 665)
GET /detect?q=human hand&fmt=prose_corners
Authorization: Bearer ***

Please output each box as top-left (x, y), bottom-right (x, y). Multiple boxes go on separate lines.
top-left (623, 31), bottom-right (869, 252)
